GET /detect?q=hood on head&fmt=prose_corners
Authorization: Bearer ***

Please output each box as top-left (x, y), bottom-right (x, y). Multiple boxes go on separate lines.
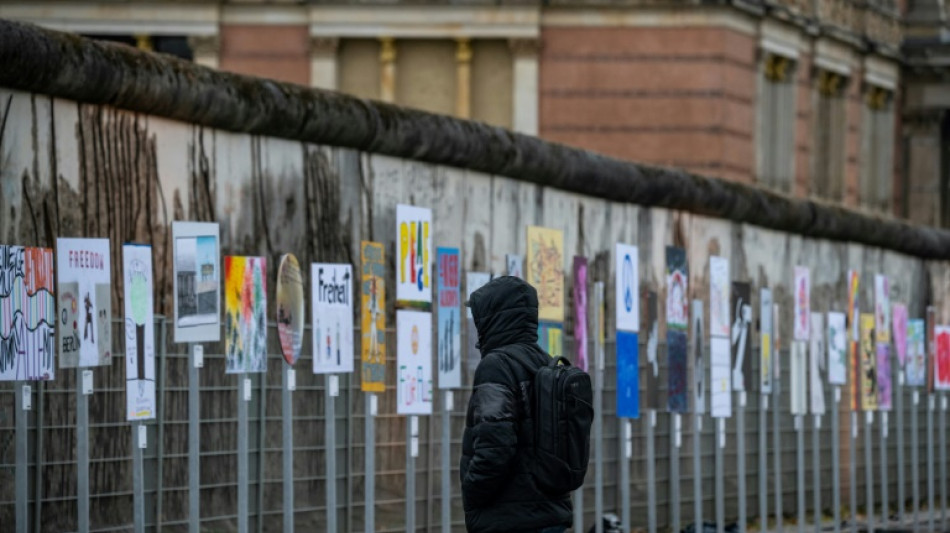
top-left (467, 276), bottom-right (539, 354)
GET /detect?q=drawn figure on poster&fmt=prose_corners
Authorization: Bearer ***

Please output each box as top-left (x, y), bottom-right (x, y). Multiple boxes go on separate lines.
top-left (224, 256), bottom-right (267, 374)
top-left (827, 312), bottom-right (847, 385)
top-left (526, 226), bottom-right (564, 322)
top-left (57, 238), bottom-right (111, 368)
top-left (573, 257), bottom-right (588, 372)
top-left (794, 266), bottom-right (810, 341)
top-left (361, 242), bottom-right (386, 391)
top-left (437, 248), bottom-right (461, 389)
top-left (506, 254), bottom-right (523, 279)
top-left (731, 282), bottom-right (752, 391)
top-left (123, 244), bottom-right (155, 420)
top-left (809, 313), bottom-right (825, 415)
top-left (396, 205), bottom-right (432, 306)
top-left (666, 247), bottom-right (688, 329)
top-left (312, 263), bottom-right (354, 374)
top-left (0, 246), bottom-right (55, 381)
top-left (936, 325), bottom-right (950, 390)
top-left (709, 256), bottom-right (730, 337)
top-left (875, 275), bottom-right (890, 343)
top-left (892, 303), bottom-right (908, 368)
top-left (860, 313), bottom-right (878, 410)
top-left (906, 319), bottom-right (926, 387)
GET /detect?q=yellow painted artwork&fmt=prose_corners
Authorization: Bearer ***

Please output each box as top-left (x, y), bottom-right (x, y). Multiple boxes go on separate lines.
top-left (361, 241), bottom-right (386, 392)
top-left (526, 226), bottom-right (564, 322)
top-left (860, 313), bottom-right (878, 411)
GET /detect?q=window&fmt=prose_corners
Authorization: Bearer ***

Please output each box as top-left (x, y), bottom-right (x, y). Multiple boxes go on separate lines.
top-left (859, 85), bottom-right (895, 212)
top-left (811, 70), bottom-right (847, 200)
top-left (757, 53), bottom-right (798, 192)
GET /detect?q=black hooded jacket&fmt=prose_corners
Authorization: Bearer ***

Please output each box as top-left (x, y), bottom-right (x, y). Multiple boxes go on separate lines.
top-left (460, 276), bottom-right (572, 532)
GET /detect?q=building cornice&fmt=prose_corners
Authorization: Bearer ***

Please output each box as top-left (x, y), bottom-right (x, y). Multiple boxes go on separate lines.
top-left (0, 2), bottom-right (219, 36)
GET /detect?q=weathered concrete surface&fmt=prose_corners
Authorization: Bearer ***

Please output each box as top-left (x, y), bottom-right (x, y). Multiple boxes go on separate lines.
top-left (1, 19), bottom-right (949, 259)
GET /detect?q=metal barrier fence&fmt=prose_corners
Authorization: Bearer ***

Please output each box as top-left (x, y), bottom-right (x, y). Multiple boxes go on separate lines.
top-left (0, 316), bottom-right (947, 532)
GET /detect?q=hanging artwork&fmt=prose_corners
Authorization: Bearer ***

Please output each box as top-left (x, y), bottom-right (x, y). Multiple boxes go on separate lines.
top-left (666, 246), bottom-right (688, 413)
top-left (616, 330), bottom-right (639, 419)
top-left (466, 272), bottom-right (492, 373)
top-left (526, 226), bottom-right (564, 322)
top-left (847, 270), bottom-right (859, 342)
top-left (827, 311), bottom-right (847, 385)
top-left (396, 310), bottom-right (433, 415)
top-left (927, 307), bottom-right (936, 393)
top-left (312, 263), bottom-right (354, 375)
top-left (709, 256), bottom-right (730, 338)
top-left (692, 300), bottom-right (705, 414)
top-left (892, 303), bottom-right (908, 369)
top-left (760, 288), bottom-right (773, 394)
top-left (905, 319), bottom-right (926, 387)
top-left (730, 281), bottom-right (752, 392)
top-left (277, 254), bottom-right (304, 366)
top-left (172, 222), bottom-right (220, 343)
top-left (874, 274), bottom-right (890, 344)
top-left (809, 313), bottom-right (825, 415)
top-left (859, 313), bottom-right (878, 411)
top-left (935, 325), bottom-right (950, 391)
top-left (642, 290), bottom-right (660, 409)
top-left (790, 340), bottom-right (808, 416)
top-left (0, 245), bottom-right (55, 381)
top-left (793, 266), bottom-right (810, 341)
top-left (224, 256), bottom-right (267, 374)
top-left (710, 337), bottom-right (731, 418)
top-left (437, 248), bottom-right (461, 389)
top-left (396, 204), bottom-right (432, 308)
top-left (123, 244), bottom-right (155, 420)
top-left (615, 243), bottom-right (639, 333)
top-left (850, 338), bottom-right (861, 411)
top-left (361, 242), bottom-right (386, 392)
top-left (506, 254), bottom-right (523, 279)
top-left (57, 238), bottom-right (112, 368)
top-left (573, 256), bottom-right (589, 372)
top-left (877, 342), bottom-right (893, 410)
top-left (539, 322), bottom-right (564, 358)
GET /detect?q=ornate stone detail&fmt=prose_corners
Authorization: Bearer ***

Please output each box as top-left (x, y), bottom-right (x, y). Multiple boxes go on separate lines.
top-left (310, 36), bottom-right (339, 56)
top-left (863, 9), bottom-right (902, 48)
top-left (508, 37), bottom-right (540, 57)
top-left (818, 0), bottom-right (858, 34)
top-left (187, 35), bottom-right (220, 57)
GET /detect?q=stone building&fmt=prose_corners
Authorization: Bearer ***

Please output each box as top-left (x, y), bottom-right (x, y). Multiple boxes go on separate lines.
top-left (3, 1), bottom-right (943, 220)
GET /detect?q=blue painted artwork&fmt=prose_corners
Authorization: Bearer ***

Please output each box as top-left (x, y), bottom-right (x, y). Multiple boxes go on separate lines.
top-left (617, 330), bottom-right (640, 419)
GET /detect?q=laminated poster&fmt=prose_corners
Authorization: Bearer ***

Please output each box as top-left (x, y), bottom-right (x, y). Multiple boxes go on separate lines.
top-left (905, 319), bottom-right (926, 387)
top-left (709, 256), bottom-right (730, 338)
top-left (277, 254), bottom-right (304, 366)
top-left (123, 244), bottom-right (155, 420)
top-left (172, 222), bottom-right (220, 343)
top-left (692, 300), bottom-right (705, 414)
top-left (809, 313), bottom-right (825, 416)
top-left (57, 238), bottom-right (112, 368)
top-left (793, 266), bottom-right (810, 341)
top-left (827, 311), bottom-right (847, 385)
top-left (615, 243), bottom-right (639, 333)
top-left (790, 340), bottom-right (808, 416)
top-left (506, 254), bottom-right (523, 279)
top-left (760, 288), bottom-right (773, 394)
top-left (396, 204), bottom-right (433, 308)
top-left (224, 256), bottom-right (267, 374)
top-left (616, 330), bottom-right (639, 419)
top-left (526, 226), bottom-right (564, 322)
top-left (892, 303), bottom-right (908, 368)
top-left (710, 336), bottom-right (731, 418)
top-left (860, 313), bottom-right (878, 411)
top-left (730, 282), bottom-right (752, 392)
top-left (875, 274), bottom-right (890, 344)
top-left (642, 290), bottom-right (660, 410)
top-left (396, 309), bottom-right (433, 415)
top-left (437, 248), bottom-right (461, 389)
top-left (312, 263), bottom-right (354, 374)
top-left (0, 245), bottom-right (55, 381)
top-left (360, 242), bottom-right (386, 392)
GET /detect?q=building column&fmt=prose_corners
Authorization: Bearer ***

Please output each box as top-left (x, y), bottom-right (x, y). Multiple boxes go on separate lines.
top-left (188, 35), bottom-right (220, 69)
top-left (903, 111), bottom-right (945, 226)
top-left (379, 37), bottom-right (397, 104)
top-left (310, 37), bottom-right (339, 90)
top-left (455, 38), bottom-right (472, 119)
top-left (509, 38), bottom-right (539, 136)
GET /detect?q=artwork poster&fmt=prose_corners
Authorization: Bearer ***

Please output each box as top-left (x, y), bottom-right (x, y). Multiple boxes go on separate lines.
top-left (668, 328), bottom-right (688, 413)
top-left (123, 244), bottom-right (155, 420)
top-left (506, 254), bottom-right (523, 279)
top-left (709, 256), bottom-right (730, 338)
top-left (665, 246), bottom-right (688, 330)
top-left (437, 248), bottom-right (461, 389)
top-left (277, 254), bottom-right (304, 366)
top-left (224, 256), bottom-right (267, 374)
top-left (526, 226), bottom-right (564, 322)
top-left (809, 312), bottom-right (825, 416)
top-left (905, 319), bottom-right (926, 387)
top-left (396, 310), bottom-right (433, 415)
top-left (0, 245), bottom-right (55, 381)
top-left (827, 311), bottom-right (848, 385)
top-left (615, 243), bottom-right (639, 333)
top-left (760, 288), bottom-right (773, 394)
top-left (360, 241), bottom-right (386, 392)
top-left (312, 263), bottom-right (354, 375)
top-left (935, 324), bottom-right (950, 391)
top-left (57, 238), bottom-right (112, 368)
top-left (793, 266), bottom-right (810, 341)
top-left (396, 204), bottom-right (432, 307)
top-left (860, 313), bottom-right (878, 411)
top-left (874, 274), bottom-right (890, 344)
top-left (616, 330), bottom-right (639, 419)
top-left (692, 299), bottom-right (706, 414)
top-left (642, 290), bottom-right (660, 409)
top-left (790, 340), bottom-right (808, 416)
top-left (539, 321), bottom-right (564, 358)
top-left (730, 281), bottom-right (752, 392)
top-left (710, 336), bottom-right (732, 418)
top-left (877, 342), bottom-right (893, 410)
top-left (892, 303), bottom-right (908, 368)
top-left (172, 221), bottom-right (220, 343)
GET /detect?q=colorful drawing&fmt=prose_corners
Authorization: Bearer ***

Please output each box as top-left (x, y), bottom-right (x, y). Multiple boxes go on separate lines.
top-left (277, 254), bottom-right (304, 366)
top-left (573, 256), bottom-right (589, 372)
top-left (927, 307), bottom-right (936, 393)
top-left (437, 248), bottom-right (461, 389)
top-left (361, 242), bottom-right (386, 392)
top-left (877, 342), bottom-right (892, 410)
top-left (860, 313), bottom-right (878, 411)
top-left (793, 266), bottom-right (810, 341)
top-left (809, 313), bottom-right (825, 415)
top-left (466, 272), bottom-right (492, 373)
top-left (526, 226), bottom-right (564, 322)
top-left (539, 322), bottom-right (564, 358)
top-left (123, 244), bottom-right (155, 420)
top-left (936, 325), bottom-right (950, 391)
top-left (850, 339), bottom-right (861, 411)
top-left (224, 256), bottom-right (267, 374)
top-left (666, 246), bottom-right (688, 329)
top-left (790, 340), bottom-right (808, 415)
top-left (847, 270), bottom-right (859, 342)
top-left (709, 256), bottom-right (730, 338)
top-left (710, 337), bottom-right (732, 418)
top-left (312, 263), bottom-right (354, 375)
top-left (875, 274), bottom-right (890, 343)
top-left (642, 290), bottom-right (660, 409)
top-left (615, 243), bottom-right (639, 332)
top-left (57, 238), bottom-right (111, 368)
top-left (617, 330), bottom-right (639, 419)
top-left (760, 288), bottom-right (773, 394)
top-left (397, 310), bottom-right (433, 415)
top-left (172, 222), bottom-right (220, 343)
top-left (906, 319), bottom-right (926, 387)
top-left (0, 245), bottom-right (55, 381)
top-left (396, 204), bottom-right (432, 307)
top-left (892, 303), bottom-right (908, 368)
top-left (730, 281), bottom-right (752, 392)
top-left (692, 299), bottom-right (705, 414)
top-left (506, 254), bottom-right (523, 279)
top-left (827, 311), bottom-right (847, 385)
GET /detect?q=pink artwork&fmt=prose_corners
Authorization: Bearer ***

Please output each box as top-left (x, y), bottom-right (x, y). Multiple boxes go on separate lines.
top-left (936, 325), bottom-right (950, 391)
top-left (892, 303), bottom-right (908, 368)
top-left (793, 266), bottom-right (810, 341)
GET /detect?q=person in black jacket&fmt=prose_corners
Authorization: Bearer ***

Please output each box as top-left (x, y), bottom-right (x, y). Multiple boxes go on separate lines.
top-left (461, 276), bottom-right (572, 533)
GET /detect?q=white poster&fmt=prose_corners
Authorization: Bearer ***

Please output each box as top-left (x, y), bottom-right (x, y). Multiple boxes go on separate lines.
top-left (0, 245), bottom-right (55, 381)
top-left (615, 243), bottom-right (639, 332)
top-left (506, 254), bottom-right (523, 279)
top-left (709, 256), bottom-right (730, 338)
top-left (311, 263), bottom-right (354, 374)
top-left (396, 204), bottom-right (433, 306)
top-left (809, 313), bottom-right (825, 415)
top-left (172, 222), bottom-right (221, 343)
top-left (827, 311), bottom-right (847, 385)
top-left (397, 310), bottom-right (433, 415)
top-left (57, 238), bottom-right (112, 368)
top-left (790, 340), bottom-right (808, 415)
top-left (123, 244), bottom-right (155, 421)
top-left (710, 337), bottom-right (732, 418)
top-left (793, 266), bottom-right (810, 341)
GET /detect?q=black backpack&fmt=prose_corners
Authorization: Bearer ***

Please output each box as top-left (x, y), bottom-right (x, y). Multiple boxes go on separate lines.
top-left (503, 352), bottom-right (594, 494)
